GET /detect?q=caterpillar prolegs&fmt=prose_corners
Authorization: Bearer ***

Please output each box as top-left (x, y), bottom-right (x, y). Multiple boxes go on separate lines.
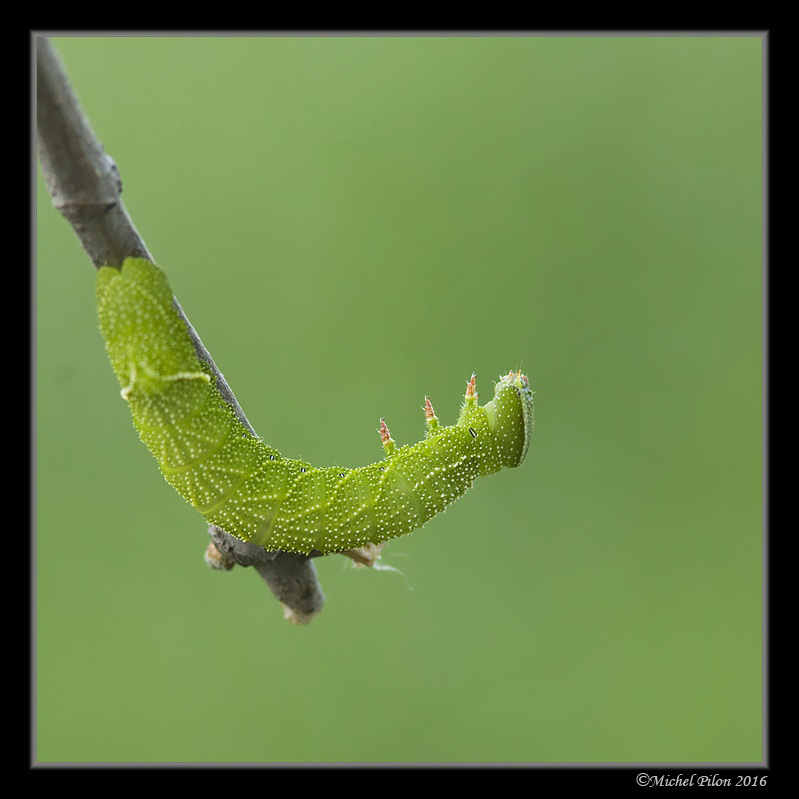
top-left (96, 258), bottom-right (534, 555)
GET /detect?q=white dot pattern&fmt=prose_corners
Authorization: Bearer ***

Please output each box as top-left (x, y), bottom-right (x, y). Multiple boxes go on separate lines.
top-left (98, 260), bottom-right (535, 554)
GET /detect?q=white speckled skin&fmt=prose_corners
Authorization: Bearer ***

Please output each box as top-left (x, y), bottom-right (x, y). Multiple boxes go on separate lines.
top-left (97, 259), bottom-right (534, 554)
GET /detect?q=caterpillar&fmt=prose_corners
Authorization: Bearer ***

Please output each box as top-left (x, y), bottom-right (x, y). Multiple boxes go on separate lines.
top-left (96, 258), bottom-right (534, 555)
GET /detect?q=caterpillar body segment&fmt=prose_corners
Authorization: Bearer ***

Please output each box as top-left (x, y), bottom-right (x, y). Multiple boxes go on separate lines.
top-left (97, 258), bottom-right (534, 555)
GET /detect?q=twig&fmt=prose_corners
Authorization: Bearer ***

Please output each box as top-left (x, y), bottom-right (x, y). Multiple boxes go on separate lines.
top-left (36, 35), bottom-right (326, 624)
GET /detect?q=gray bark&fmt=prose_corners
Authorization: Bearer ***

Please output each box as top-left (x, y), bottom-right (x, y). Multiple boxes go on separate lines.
top-left (36, 35), bottom-right (326, 624)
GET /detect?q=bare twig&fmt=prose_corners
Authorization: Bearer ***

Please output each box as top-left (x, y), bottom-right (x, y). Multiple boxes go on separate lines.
top-left (36, 38), bottom-right (149, 269)
top-left (36, 35), bottom-right (326, 624)
top-left (208, 528), bottom-right (325, 625)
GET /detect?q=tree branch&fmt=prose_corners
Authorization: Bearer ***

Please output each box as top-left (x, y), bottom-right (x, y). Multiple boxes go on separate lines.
top-left (36, 35), bottom-right (326, 624)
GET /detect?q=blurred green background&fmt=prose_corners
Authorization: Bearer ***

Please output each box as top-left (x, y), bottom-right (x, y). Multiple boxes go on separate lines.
top-left (35, 35), bottom-right (762, 764)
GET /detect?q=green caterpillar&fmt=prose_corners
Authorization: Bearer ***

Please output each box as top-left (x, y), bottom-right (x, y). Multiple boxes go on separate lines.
top-left (96, 258), bottom-right (534, 555)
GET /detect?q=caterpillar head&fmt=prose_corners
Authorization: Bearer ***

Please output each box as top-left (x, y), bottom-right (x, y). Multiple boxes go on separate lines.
top-left (484, 371), bottom-right (534, 468)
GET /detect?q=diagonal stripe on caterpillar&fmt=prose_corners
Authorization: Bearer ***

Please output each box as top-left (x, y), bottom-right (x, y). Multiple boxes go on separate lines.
top-left (96, 258), bottom-right (534, 555)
